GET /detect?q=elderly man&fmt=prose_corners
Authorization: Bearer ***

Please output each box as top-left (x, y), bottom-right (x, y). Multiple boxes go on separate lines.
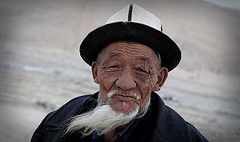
top-left (31, 4), bottom-right (208, 142)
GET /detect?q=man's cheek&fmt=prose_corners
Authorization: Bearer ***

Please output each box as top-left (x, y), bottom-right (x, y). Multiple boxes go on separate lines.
top-left (100, 76), bottom-right (118, 87)
top-left (139, 89), bottom-right (151, 107)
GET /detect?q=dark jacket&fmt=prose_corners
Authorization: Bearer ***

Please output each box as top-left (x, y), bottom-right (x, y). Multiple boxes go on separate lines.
top-left (31, 92), bottom-right (208, 142)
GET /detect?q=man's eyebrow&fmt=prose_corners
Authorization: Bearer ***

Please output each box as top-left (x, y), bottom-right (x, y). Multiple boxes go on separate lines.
top-left (108, 51), bottom-right (123, 58)
top-left (99, 52), bottom-right (122, 65)
top-left (136, 56), bottom-right (150, 62)
top-left (99, 51), bottom-right (122, 66)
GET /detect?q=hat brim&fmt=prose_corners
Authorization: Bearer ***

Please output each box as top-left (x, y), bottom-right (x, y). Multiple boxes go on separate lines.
top-left (80, 22), bottom-right (181, 71)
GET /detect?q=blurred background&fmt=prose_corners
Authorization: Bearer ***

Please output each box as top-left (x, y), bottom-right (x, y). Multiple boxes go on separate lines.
top-left (0, 0), bottom-right (239, 141)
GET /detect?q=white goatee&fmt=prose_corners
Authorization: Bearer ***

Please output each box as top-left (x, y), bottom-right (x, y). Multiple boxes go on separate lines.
top-left (66, 104), bottom-right (139, 135)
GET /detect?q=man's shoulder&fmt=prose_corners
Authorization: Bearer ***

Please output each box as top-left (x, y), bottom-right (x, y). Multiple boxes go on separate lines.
top-left (31, 93), bottom-right (98, 142)
top-left (163, 106), bottom-right (207, 140)
top-left (44, 92), bottom-right (98, 126)
top-left (151, 93), bottom-right (188, 128)
top-left (150, 93), bottom-right (208, 141)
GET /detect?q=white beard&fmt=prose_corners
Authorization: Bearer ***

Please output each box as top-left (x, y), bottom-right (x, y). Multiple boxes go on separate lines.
top-left (66, 91), bottom-right (150, 136)
top-left (66, 104), bottom-right (139, 135)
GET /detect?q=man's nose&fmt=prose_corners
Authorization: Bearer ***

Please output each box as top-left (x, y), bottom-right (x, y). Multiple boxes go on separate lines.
top-left (115, 70), bottom-right (137, 90)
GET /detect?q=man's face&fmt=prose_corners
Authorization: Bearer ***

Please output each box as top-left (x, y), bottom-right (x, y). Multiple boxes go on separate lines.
top-left (92, 41), bottom-right (168, 114)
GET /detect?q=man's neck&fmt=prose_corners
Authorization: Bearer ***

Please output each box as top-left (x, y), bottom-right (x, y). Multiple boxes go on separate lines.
top-left (103, 128), bottom-right (118, 142)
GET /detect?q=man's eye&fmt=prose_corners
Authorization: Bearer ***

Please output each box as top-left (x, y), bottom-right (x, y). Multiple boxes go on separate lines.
top-left (109, 65), bottom-right (118, 68)
top-left (135, 67), bottom-right (148, 73)
top-left (107, 64), bottom-right (120, 69)
top-left (108, 65), bottom-right (118, 68)
top-left (134, 67), bottom-right (150, 81)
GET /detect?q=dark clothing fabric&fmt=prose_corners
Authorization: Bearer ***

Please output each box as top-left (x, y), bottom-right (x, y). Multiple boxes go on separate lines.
top-left (91, 121), bottom-right (134, 142)
top-left (31, 92), bottom-right (208, 142)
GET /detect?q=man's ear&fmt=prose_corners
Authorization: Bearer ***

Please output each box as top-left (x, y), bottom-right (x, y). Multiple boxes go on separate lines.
top-left (91, 61), bottom-right (99, 84)
top-left (154, 67), bottom-right (168, 91)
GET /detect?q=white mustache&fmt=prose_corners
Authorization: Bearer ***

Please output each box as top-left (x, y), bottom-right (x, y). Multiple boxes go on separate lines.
top-left (107, 90), bottom-right (141, 101)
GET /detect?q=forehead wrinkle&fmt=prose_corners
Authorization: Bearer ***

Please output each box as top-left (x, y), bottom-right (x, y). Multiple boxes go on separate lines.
top-left (108, 51), bottom-right (122, 58)
top-left (106, 51), bottom-right (151, 64)
top-left (98, 41), bottom-right (159, 64)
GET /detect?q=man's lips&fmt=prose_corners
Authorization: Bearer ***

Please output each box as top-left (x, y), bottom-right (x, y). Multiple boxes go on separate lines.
top-left (108, 91), bottom-right (141, 100)
top-left (111, 94), bottom-right (139, 103)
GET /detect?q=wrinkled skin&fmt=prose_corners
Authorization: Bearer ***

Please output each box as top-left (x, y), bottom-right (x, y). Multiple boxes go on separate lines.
top-left (92, 41), bottom-right (168, 114)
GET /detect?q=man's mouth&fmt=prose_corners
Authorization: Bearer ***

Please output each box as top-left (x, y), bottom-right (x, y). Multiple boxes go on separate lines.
top-left (107, 91), bottom-right (141, 101)
top-left (105, 91), bottom-right (141, 113)
top-left (105, 91), bottom-right (142, 108)
top-left (114, 94), bottom-right (135, 101)
top-left (111, 94), bottom-right (140, 105)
